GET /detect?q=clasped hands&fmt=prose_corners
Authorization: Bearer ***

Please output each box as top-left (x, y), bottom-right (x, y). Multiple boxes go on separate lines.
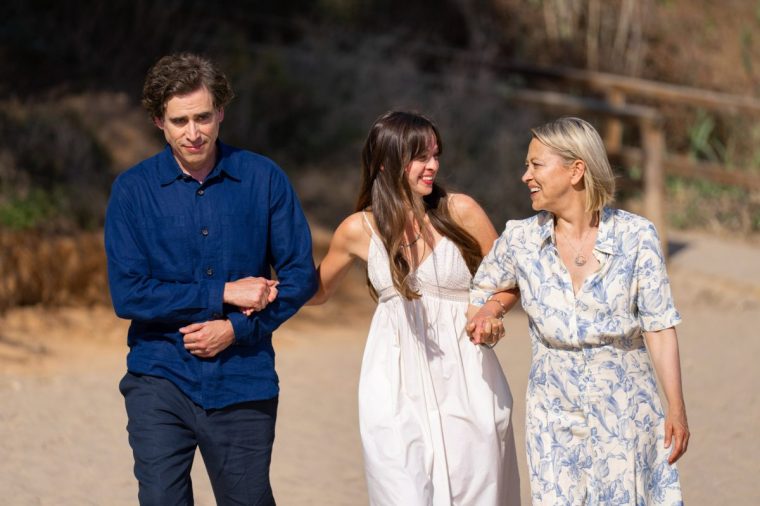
top-left (181, 277), bottom-right (278, 358)
top-left (465, 302), bottom-right (506, 348)
top-left (223, 277), bottom-right (279, 315)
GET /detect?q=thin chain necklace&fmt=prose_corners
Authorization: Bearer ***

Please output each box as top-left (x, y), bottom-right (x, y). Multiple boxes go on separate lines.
top-left (400, 231), bottom-right (422, 248)
top-left (558, 224), bottom-right (593, 267)
top-left (400, 212), bottom-right (426, 249)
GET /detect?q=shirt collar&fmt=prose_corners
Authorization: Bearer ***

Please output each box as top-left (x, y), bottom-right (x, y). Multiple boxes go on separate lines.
top-left (538, 207), bottom-right (617, 255)
top-left (158, 140), bottom-right (242, 186)
top-left (595, 207), bottom-right (616, 255)
top-left (537, 211), bottom-right (555, 248)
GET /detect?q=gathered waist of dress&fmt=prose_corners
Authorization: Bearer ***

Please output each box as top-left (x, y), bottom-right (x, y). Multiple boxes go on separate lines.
top-left (531, 338), bottom-right (653, 384)
top-left (376, 281), bottom-right (469, 304)
top-left (533, 336), bottom-right (647, 363)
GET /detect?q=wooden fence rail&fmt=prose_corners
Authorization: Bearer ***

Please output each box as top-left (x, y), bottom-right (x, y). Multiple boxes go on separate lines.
top-left (500, 65), bottom-right (760, 252)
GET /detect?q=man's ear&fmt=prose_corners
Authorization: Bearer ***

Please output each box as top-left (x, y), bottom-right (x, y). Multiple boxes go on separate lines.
top-left (218, 108), bottom-right (225, 123)
top-left (153, 116), bottom-right (164, 130)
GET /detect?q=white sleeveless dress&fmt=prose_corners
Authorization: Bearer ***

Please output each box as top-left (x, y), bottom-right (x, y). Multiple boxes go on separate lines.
top-left (359, 215), bottom-right (521, 506)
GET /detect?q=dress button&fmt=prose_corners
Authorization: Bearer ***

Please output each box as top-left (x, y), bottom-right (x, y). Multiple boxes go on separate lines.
top-left (206, 267), bottom-right (214, 276)
top-left (201, 227), bottom-right (209, 236)
top-left (197, 189), bottom-right (205, 196)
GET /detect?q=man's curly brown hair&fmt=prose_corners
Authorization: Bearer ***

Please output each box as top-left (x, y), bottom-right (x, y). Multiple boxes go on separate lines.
top-left (141, 53), bottom-right (234, 119)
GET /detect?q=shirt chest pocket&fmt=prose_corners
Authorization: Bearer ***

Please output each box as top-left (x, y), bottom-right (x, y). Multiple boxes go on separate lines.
top-left (221, 213), bottom-right (267, 267)
top-left (138, 215), bottom-right (196, 281)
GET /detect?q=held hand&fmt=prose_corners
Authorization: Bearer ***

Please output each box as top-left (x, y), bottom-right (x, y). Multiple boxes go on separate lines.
top-left (466, 308), bottom-right (505, 347)
top-left (180, 319), bottom-right (235, 358)
top-left (664, 406), bottom-right (690, 464)
top-left (240, 280), bottom-right (279, 316)
top-left (224, 277), bottom-right (274, 312)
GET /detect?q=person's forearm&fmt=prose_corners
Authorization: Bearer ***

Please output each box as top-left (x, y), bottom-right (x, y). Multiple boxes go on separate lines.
top-left (306, 265), bottom-right (337, 306)
top-left (307, 280), bottom-right (329, 306)
top-left (645, 327), bottom-right (686, 411)
top-left (108, 266), bottom-right (224, 324)
top-left (229, 273), bottom-right (318, 345)
top-left (467, 290), bottom-right (520, 318)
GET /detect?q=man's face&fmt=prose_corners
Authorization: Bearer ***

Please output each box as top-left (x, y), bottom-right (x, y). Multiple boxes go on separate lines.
top-left (154, 86), bottom-right (224, 175)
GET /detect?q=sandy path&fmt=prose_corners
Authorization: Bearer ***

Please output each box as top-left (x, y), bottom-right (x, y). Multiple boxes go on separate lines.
top-left (1, 230), bottom-right (758, 505)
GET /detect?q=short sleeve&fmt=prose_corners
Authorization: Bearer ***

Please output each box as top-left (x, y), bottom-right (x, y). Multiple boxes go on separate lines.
top-left (470, 221), bottom-right (519, 306)
top-left (635, 221), bottom-right (681, 331)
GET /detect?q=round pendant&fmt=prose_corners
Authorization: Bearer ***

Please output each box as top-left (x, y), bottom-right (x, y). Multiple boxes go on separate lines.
top-left (574, 254), bottom-right (587, 266)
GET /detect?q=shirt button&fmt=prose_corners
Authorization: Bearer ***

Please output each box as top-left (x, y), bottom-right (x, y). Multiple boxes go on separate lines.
top-left (201, 227), bottom-right (209, 236)
top-left (197, 189), bottom-right (205, 196)
top-left (206, 267), bottom-right (214, 276)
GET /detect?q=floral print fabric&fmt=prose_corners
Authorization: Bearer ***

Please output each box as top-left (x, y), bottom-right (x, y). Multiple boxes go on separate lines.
top-left (471, 208), bottom-right (683, 505)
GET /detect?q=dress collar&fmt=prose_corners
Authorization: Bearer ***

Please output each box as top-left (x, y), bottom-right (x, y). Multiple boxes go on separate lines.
top-left (538, 207), bottom-right (617, 255)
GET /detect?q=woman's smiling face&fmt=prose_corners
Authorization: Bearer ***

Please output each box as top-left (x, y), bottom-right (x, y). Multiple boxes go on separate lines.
top-left (521, 138), bottom-right (577, 213)
top-left (405, 137), bottom-right (440, 198)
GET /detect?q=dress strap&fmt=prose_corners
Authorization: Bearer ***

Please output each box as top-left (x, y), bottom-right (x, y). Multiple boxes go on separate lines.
top-left (362, 211), bottom-right (378, 236)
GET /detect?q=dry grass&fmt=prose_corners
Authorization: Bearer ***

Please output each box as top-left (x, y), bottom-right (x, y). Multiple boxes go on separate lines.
top-left (0, 230), bottom-right (107, 314)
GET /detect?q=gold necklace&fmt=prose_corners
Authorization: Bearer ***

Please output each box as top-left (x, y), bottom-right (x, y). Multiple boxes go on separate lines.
top-left (558, 226), bottom-right (592, 266)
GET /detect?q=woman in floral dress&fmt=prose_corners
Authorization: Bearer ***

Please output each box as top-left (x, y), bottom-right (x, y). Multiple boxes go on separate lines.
top-left (468, 117), bottom-right (689, 505)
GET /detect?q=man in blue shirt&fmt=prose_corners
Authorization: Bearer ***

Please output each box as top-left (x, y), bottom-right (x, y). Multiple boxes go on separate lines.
top-left (105, 53), bottom-right (317, 505)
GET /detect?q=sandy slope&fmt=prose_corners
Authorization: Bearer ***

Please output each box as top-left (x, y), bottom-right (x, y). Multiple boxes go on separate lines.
top-left (0, 230), bottom-right (758, 505)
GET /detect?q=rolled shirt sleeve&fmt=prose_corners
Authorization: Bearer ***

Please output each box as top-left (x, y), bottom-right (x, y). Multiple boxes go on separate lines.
top-left (635, 221), bottom-right (681, 332)
top-left (470, 221), bottom-right (519, 307)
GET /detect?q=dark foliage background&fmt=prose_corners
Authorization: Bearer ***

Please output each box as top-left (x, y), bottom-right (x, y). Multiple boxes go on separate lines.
top-left (2, 0), bottom-right (759, 232)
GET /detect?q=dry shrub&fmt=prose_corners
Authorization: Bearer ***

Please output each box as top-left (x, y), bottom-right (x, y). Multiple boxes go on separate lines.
top-left (0, 229), bottom-right (108, 312)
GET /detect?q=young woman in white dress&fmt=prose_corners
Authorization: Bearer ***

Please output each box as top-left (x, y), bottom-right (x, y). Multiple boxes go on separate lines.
top-left (308, 111), bottom-right (521, 505)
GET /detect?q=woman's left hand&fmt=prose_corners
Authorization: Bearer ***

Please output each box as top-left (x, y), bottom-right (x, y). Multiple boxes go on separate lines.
top-left (664, 406), bottom-right (690, 464)
top-left (465, 308), bottom-right (505, 347)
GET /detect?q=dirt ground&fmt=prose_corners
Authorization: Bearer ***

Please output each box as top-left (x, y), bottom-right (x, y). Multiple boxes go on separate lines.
top-left (1, 229), bottom-right (758, 505)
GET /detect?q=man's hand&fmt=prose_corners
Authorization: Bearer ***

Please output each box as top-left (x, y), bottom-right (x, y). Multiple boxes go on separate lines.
top-left (241, 281), bottom-right (279, 316)
top-left (223, 277), bottom-right (277, 311)
top-left (180, 319), bottom-right (235, 358)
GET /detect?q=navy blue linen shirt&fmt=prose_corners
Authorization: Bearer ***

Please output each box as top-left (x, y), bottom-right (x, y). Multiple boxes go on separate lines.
top-left (105, 142), bottom-right (317, 409)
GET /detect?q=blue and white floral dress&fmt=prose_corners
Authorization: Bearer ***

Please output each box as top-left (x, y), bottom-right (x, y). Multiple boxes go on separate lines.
top-left (471, 208), bottom-right (683, 505)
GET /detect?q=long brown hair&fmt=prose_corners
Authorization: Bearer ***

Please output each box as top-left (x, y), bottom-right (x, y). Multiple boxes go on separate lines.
top-left (355, 111), bottom-right (483, 300)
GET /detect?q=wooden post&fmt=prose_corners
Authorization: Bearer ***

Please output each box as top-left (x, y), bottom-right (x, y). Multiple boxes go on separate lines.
top-left (640, 119), bottom-right (668, 258)
top-left (604, 88), bottom-right (626, 155)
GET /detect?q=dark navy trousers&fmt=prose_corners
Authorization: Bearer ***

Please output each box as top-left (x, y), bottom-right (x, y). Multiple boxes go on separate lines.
top-left (120, 372), bottom-right (278, 506)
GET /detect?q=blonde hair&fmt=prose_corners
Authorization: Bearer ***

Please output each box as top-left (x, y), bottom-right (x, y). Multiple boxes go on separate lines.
top-left (531, 117), bottom-right (616, 211)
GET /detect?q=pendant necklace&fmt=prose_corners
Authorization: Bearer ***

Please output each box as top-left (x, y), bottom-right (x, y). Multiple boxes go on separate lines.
top-left (559, 226), bottom-right (592, 267)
